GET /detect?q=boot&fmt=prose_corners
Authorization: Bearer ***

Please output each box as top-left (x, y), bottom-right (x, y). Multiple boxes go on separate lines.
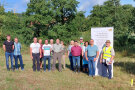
top-left (73, 66), bottom-right (76, 73)
top-left (77, 67), bottom-right (80, 73)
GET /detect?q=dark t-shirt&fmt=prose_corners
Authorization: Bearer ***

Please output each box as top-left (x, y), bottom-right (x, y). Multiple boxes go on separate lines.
top-left (3, 41), bottom-right (14, 53)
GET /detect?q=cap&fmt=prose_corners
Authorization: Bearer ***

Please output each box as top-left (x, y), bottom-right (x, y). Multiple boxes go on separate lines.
top-left (80, 37), bottom-right (83, 40)
top-left (106, 40), bottom-right (111, 43)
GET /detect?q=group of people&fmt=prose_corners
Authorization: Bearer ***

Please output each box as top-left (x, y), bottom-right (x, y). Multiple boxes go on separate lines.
top-left (3, 35), bottom-right (115, 79)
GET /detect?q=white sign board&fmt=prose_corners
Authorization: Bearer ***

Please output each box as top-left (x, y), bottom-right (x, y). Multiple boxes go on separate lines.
top-left (91, 27), bottom-right (114, 77)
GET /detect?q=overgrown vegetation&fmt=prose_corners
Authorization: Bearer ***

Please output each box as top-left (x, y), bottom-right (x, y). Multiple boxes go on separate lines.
top-left (0, 0), bottom-right (134, 52)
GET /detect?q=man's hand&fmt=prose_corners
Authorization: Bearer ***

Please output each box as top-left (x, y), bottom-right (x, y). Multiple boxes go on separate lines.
top-left (40, 55), bottom-right (42, 58)
top-left (86, 57), bottom-right (89, 61)
top-left (100, 59), bottom-right (102, 63)
top-left (31, 56), bottom-right (33, 60)
top-left (109, 61), bottom-right (112, 64)
top-left (94, 58), bottom-right (97, 62)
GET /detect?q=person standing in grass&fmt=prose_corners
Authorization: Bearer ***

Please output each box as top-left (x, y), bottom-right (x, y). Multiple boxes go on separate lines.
top-left (42, 39), bottom-right (51, 72)
top-left (3, 35), bottom-right (14, 71)
top-left (79, 37), bottom-right (84, 71)
top-left (38, 39), bottom-right (43, 69)
top-left (61, 41), bottom-right (66, 69)
top-left (85, 39), bottom-right (99, 77)
top-left (82, 41), bottom-right (89, 72)
top-left (68, 40), bottom-right (74, 70)
top-left (14, 37), bottom-right (24, 71)
top-left (100, 40), bottom-right (115, 79)
top-left (50, 39), bottom-right (54, 65)
top-left (52, 39), bottom-right (63, 72)
top-left (30, 37), bottom-right (41, 71)
top-left (71, 41), bottom-right (83, 73)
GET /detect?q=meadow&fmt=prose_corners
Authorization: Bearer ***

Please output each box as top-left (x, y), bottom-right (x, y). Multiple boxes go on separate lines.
top-left (0, 47), bottom-right (135, 90)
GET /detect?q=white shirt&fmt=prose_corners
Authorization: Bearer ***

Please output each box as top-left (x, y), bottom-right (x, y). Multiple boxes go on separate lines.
top-left (30, 43), bottom-right (40, 53)
top-left (42, 44), bottom-right (51, 56)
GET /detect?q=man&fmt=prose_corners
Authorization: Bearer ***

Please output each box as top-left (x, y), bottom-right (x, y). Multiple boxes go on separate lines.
top-left (3, 35), bottom-right (14, 71)
top-left (52, 39), bottom-right (63, 72)
top-left (100, 40), bottom-right (115, 79)
top-left (85, 39), bottom-right (99, 77)
top-left (71, 41), bottom-right (83, 73)
top-left (14, 37), bottom-right (24, 71)
top-left (42, 39), bottom-right (51, 72)
top-left (30, 37), bottom-right (41, 71)
top-left (50, 39), bottom-right (54, 64)
top-left (79, 37), bottom-right (84, 71)
top-left (50, 39), bottom-right (54, 49)
top-left (38, 39), bottom-right (43, 69)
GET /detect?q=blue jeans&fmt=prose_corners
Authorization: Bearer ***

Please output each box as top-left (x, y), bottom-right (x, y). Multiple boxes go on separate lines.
top-left (72, 56), bottom-right (80, 68)
top-left (5, 52), bottom-right (14, 70)
top-left (69, 56), bottom-right (73, 70)
top-left (14, 55), bottom-right (24, 70)
top-left (88, 56), bottom-right (96, 76)
top-left (102, 63), bottom-right (112, 79)
top-left (43, 56), bottom-right (51, 71)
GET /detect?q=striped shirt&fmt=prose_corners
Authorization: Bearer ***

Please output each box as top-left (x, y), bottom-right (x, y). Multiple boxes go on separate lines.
top-left (14, 42), bottom-right (21, 55)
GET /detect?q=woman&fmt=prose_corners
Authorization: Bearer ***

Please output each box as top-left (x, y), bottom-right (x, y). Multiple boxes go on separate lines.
top-left (83, 41), bottom-right (89, 72)
top-left (61, 41), bottom-right (66, 69)
top-left (68, 40), bottom-right (74, 70)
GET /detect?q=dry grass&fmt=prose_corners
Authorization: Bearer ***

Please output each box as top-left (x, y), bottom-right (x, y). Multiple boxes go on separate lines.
top-left (0, 47), bottom-right (135, 90)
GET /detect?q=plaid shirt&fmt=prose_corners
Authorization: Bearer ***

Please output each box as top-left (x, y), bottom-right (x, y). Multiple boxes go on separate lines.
top-left (14, 42), bottom-right (21, 55)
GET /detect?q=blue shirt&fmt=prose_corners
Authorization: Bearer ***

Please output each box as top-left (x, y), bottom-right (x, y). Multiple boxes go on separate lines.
top-left (86, 45), bottom-right (99, 57)
top-left (14, 42), bottom-right (21, 55)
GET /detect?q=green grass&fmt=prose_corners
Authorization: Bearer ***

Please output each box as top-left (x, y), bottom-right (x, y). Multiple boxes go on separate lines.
top-left (0, 47), bottom-right (135, 90)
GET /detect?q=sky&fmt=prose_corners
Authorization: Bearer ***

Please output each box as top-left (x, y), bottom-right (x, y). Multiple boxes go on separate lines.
top-left (1, 0), bottom-right (135, 16)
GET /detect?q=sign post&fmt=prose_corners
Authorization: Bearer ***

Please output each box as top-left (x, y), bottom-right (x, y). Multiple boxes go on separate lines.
top-left (91, 27), bottom-right (114, 77)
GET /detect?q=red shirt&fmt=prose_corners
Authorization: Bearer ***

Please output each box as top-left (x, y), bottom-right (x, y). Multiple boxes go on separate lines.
top-left (71, 46), bottom-right (82, 56)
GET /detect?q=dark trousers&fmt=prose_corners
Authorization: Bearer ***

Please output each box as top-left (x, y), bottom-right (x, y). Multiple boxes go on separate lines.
top-left (5, 52), bottom-right (14, 70)
top-left (52, 52), bottom-right (62, 71)
top-left (69, 56), bottom-right (73, 70)
top-left (80, 55), bottom-right (83, 70)
top-left (14, 55), bottom-right (24, 70)
top-left (102, 63), bottom-right (112, 79)
top-left (32, 53), bottom-right (40, 71)
top-left (43, 56), bottom-right (51, 71)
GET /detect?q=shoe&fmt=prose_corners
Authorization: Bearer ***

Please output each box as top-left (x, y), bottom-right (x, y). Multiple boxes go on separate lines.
top-left (21, 69), bottom-right (24, 71)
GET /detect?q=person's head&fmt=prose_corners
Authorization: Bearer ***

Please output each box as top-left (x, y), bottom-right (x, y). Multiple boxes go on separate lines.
top-left (90, 39), bottom-right (94, 45)
top-left (80, 37), bottom-right (83, 43)
top-left (33, 37), bottom-right (37, 43)
top-left (70, 40), bottom-right (74, 45)
top-left (74, 41), bottom-right (78, 46)
top-left (50, 39), bottom-right (53, 44)
top-left (7, 35), bottom-right (11, 41)
top-left (56, 39), bottom-right (60, 44)
top-left (61, 41), bottom-right (64, 45)
top-left (14, 37), bottom-right (18, 43)
top-left (45, 39), bottom-right (48, 44)
top-left (38, 39), bottom-right (42, 44)
top-left (85, 41), bottom-right (89, 47)
top-left (105, 40), bottom-right (111, 47)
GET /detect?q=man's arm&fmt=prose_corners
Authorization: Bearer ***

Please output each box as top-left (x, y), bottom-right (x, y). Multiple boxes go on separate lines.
top-left (85, 51), bottom-right (88, 61)
top-left (12, 45), bottom-right (14, 50)
top-left (30, 48), bottom-right (33, 60)
top-left (3, 45), bottom-right (6, 52)
top-left (100, 53), bottom-right (103, 63)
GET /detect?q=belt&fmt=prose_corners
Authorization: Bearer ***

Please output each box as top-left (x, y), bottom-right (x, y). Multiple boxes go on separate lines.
top-left (32, 53), bottom-right (39, 54)
top-left (88, 56), bottom-right (95, 57)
